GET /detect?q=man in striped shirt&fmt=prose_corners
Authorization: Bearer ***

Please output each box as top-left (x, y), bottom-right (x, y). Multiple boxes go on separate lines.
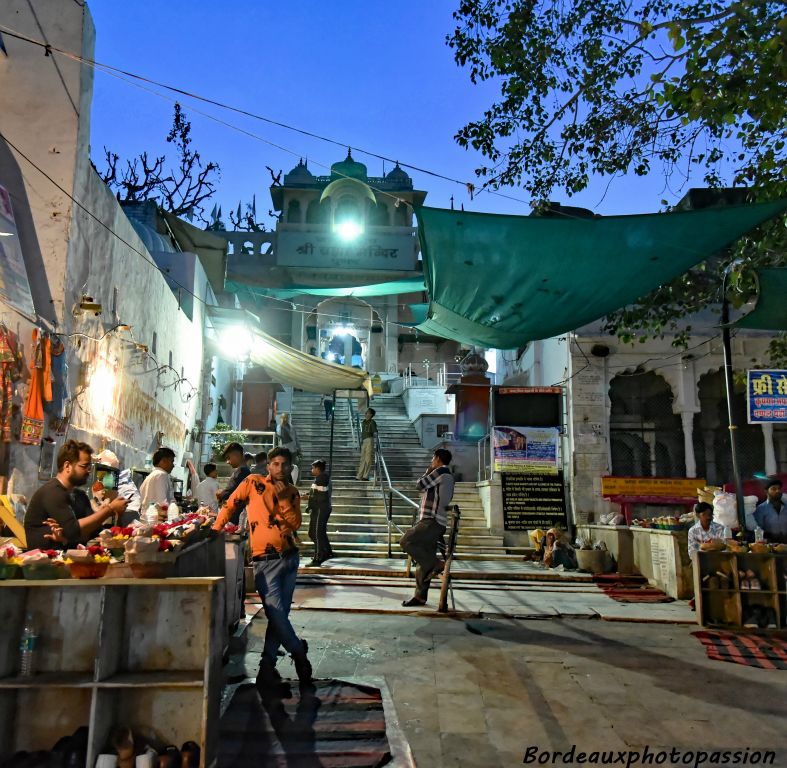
top-left (400, 449), bottom-right (455, 607)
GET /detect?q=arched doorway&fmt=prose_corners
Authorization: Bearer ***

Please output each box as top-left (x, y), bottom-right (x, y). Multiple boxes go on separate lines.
top-left (609, 371), bottom-right (684, 477)
top-left (693, 369), bottom-right (765, 485)
top-left (305, 296), bottom-right (384, 371)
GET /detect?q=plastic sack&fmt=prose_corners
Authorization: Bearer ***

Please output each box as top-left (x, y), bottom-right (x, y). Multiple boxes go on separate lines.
top-left (712, 491), bottom-right (738, 529)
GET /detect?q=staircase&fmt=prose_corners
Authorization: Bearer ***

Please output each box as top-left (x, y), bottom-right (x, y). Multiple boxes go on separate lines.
top-left (291, 391), bottom-right (530, 562)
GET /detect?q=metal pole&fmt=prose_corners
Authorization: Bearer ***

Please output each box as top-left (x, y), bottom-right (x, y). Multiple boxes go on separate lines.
top-left (721, 287), bottom-right (746, 533)
top-left (438, 505), bottom-right (461, 613)
top-left (387, 490), bottom-right (393, 558)
top-left (328, 389), bottom-right (336, 475)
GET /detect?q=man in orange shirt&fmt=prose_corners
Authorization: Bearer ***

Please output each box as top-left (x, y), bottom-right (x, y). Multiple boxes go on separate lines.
top-left (213, 447), bottom-right (312, 685)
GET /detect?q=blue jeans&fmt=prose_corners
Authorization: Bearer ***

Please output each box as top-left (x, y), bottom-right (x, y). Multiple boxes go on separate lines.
top-left (253, 551), bottom-right (304, 665)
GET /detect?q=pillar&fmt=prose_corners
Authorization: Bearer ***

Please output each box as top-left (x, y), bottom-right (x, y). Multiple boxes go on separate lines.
top-left (761, 422), bottom-right (778, 477)
top-left (681, 411), bottom-right (697, 477)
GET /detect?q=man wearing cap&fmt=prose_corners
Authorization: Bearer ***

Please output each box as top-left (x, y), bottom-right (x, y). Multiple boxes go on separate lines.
top-left (218, 442), bottom-right (251, 524)
top-left (94, 449), bottom-right (142, 526)
top-left (753, 478), bottom-right (787, 544)
top-left (213, 447), bottom-right (312, 686)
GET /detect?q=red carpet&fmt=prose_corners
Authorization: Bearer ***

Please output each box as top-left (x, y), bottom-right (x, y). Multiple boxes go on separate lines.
top-left (692, 630), bottom-right (787, 670)
top-left (592, 573), bottom-right (674, 603)
top-left (219, 678), bottom-right (393, 767)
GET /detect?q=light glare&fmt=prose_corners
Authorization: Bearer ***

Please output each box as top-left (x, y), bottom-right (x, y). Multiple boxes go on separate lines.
top-left (335, 219), bottom-right (362, 241)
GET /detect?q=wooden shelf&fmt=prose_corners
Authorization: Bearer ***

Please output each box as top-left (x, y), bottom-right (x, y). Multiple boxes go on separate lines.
top-left (0, 671), bottom-right (94, 688)
top-left (95, 670), bottom-right (204, 688)
top-left (694, 551), bottom-right (786, 629)
top-left (0, 579), bottom-right (224, 767)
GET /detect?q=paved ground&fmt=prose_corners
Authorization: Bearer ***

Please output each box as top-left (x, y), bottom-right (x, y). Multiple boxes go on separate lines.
top-left (291, 557), bottom-right (696, 624)
top-left (225, 610), bottom-right (787, 768)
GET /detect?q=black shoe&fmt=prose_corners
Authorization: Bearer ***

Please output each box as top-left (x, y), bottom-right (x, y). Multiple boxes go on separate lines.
top-left (257, 658), bottom-right (282, 687)
top-left (306, 559), bottom-right (321, 567)
top-left (401, 597), bottom-right (427, 607)
top-left (292, 639), bottom-right (313, 685)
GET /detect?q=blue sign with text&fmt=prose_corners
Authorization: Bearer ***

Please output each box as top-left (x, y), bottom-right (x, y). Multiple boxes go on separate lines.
top-left (747, 369), bottom-right (787, 423)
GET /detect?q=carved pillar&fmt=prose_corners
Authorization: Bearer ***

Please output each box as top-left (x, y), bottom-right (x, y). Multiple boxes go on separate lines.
top-left (761, 422), bottom-right (778, 477)
top-left (682, 411), bottom-right (697, 478)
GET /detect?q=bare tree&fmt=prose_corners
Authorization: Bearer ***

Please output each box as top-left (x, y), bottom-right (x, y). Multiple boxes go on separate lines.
top-left (95, 103), bottom-right (220, 223)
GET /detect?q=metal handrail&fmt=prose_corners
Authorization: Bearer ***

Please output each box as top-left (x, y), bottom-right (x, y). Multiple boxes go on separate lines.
top-left (477, 433), bottom-right (492, 482)
top-left (374, 432), bottom-right (418, 558)
top-left (347, 397), bottom-right (360, 449)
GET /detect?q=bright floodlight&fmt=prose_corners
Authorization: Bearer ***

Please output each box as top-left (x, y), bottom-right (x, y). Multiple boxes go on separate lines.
top-left (221, 326), bottom-right (253, 360)
top-left (332, 326), bottom-right (354, 337)
top-left (326, 352), bottom-right (337, 362)
top-left (335, 219), bottom-right (363, 241)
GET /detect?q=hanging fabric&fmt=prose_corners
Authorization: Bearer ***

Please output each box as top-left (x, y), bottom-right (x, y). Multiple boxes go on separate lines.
top-left (20, 329), bottom-right (52, 445)
top-left (0, 324), bottom-right (23, 442)
top-left (44, 335), bottom-right (69, 431)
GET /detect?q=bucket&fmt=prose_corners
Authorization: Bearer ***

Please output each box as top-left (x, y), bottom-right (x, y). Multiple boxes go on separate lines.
top-left (576, 549), bottom-right (608, 574)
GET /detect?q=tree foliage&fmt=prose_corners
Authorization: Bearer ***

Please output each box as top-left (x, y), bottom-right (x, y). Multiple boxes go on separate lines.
top-left (97, 103), bottom-right (220, 223)
top-left (448, 0), bottom-right (787, 361)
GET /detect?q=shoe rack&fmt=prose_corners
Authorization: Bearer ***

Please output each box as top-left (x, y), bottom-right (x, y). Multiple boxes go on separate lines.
top-left (0, 578), bottom-right (225, 767)
top-left (693, 552), bottom-right (786, 630)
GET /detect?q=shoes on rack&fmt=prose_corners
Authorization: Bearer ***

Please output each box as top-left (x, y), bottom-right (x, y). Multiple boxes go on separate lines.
top-left (180, 741), bottom-right (200, 768)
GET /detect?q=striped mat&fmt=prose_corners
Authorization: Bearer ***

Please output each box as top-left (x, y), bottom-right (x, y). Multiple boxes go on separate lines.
top-left (592, 573), bottom-right (674, 603)
top-left (219, 679), bottom-right (392, 767)
top-left (692, 630), bottom-right (787, 670)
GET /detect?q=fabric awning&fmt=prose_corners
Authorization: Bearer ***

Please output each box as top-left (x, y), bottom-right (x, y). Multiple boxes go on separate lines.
top-left (734, 269), bottom-right (787, 331)
top-left (207, 306), bottom-right (371, 395)
top-left (414, 201), bottom-right (787, 349)
top-left (228, 277), bottom-right (425, 300)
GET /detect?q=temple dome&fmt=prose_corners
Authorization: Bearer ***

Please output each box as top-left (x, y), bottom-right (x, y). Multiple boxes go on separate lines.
top-left (385, 162), bottom-right (410, 185)
top-left (331, 149), bottom-right (367, 181)
top-left (285, 159), bottom-right (315, 182)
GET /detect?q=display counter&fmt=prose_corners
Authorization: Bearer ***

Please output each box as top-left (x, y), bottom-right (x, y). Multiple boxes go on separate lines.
top-left (577, 524), bottom-right (693, 599)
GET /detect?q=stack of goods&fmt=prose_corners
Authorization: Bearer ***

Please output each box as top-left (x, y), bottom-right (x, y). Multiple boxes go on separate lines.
top-left (16, 549), bottom-right (69, 580)
top-left (0, 543), bottom-right (22, 579)
top-left (124, 528), bottom-right (180, 579)
top-left (64, 545), bottom-right (111, 579)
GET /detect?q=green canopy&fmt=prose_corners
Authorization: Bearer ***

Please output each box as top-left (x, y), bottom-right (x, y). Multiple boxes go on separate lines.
top-left (415, 201), bottom-right (787, 348)
top-left (227, 277), bottom-right (425, 300)
top-left (734, 268), bottom-right (787, 331)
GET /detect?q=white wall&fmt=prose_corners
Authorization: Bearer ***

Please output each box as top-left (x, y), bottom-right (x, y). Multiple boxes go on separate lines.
top-left (403, 387), bottom-right (455, 420)
top-left (0, 2), bottom-right (222, 494)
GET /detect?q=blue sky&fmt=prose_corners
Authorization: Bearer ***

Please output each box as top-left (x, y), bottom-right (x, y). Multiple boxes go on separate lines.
top-left (88, 0), bottom-right (697, 226)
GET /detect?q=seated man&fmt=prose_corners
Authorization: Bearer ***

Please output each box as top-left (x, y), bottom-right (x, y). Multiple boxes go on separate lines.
top-left (753, 478), bottom-right (787, 544)
top-left (24, 440), bottom-right (128, 550)
top-left (687, 501), bottom-right (730, 558)
top-left (400, 449), bottom-right (454, 607)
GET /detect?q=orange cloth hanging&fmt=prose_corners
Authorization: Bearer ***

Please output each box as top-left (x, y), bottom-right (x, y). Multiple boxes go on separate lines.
top-left (20, 329), bottom-right (45, 445)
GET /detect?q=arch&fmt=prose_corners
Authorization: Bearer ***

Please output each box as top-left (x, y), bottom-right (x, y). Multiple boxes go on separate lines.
top-left (286, 198), bottom-right (302, 224)
top-left (608, 372), bottom-right (684, 477)
top-left (369, 201), bottom-right (389, 226)
top-left (693, 368), bottom-right (765, 484)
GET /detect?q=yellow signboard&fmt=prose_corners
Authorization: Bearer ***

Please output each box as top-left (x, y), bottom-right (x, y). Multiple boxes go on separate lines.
top-left (601, 476), bottom-right (706, 497)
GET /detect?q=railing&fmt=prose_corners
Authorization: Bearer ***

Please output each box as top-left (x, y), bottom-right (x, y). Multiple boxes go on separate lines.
top-left (199, 430), bottom-right (278, 467)
top-left (477, 433), bottom-right (492, 482)
top-left (347, 397), bottom-right (361, 449)
top-left (374, 432), bottom-right (419, 559)
top-left (403, 362), bottom-right (463, 389)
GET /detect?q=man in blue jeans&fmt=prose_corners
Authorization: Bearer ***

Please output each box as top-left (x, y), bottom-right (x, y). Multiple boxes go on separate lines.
top-left (213, 447), bottom-right (312, 686)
